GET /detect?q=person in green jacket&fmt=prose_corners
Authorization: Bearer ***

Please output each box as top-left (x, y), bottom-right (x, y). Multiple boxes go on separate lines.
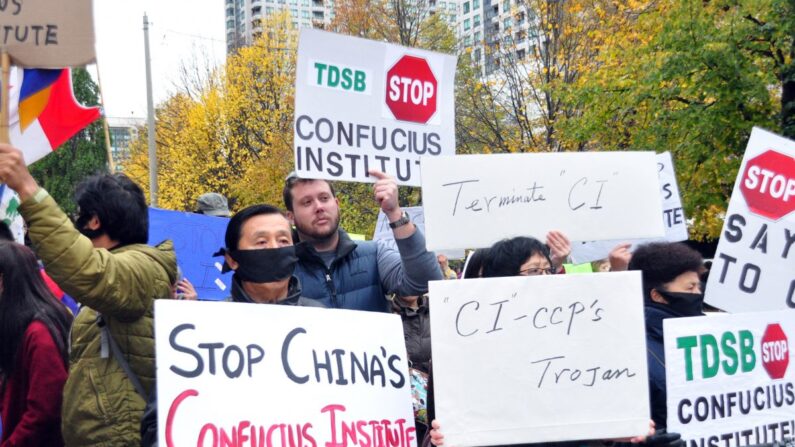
top-left (0, 144), bottom-right (177, 446)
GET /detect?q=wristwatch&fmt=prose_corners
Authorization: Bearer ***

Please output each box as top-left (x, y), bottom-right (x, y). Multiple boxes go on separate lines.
top-left (388, 211), bottom-right (411, 229)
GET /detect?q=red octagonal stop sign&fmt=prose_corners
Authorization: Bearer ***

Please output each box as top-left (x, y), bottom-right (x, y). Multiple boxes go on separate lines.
top-left (761, 323), bottom-right (789, 379)
top-left (385, 55), bottom-right (437, 124)
top-left (739, 150), bottom-right (795, 221)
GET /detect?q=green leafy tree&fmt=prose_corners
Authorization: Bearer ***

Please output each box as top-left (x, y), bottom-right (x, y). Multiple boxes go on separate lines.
top-left (29, 68), bottom-right (108, 216)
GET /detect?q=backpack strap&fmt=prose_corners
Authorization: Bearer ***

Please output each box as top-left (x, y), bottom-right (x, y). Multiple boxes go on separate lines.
top-left (97, 314), bottom-right (147, 397)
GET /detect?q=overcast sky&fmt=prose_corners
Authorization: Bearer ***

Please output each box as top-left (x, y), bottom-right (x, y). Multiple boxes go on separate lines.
top-left (93, 0), bottom-right (227, 118)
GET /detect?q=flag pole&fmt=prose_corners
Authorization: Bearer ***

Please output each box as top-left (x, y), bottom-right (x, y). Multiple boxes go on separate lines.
top-left (93, 62), bottom-right (116, 172)
top-left (0, 48), bottom-right (10, 144)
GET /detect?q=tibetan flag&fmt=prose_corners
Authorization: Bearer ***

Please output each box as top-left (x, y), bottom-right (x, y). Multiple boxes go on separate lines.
top-left (7, 67), bottom-right (101, 166)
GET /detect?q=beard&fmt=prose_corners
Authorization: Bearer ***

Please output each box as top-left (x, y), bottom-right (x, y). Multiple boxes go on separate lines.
top-left (294, 213), bottom-right (340, 243)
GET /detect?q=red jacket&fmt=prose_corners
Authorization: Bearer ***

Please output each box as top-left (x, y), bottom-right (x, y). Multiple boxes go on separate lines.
top-left (0, 321), bottom-right (67, 446)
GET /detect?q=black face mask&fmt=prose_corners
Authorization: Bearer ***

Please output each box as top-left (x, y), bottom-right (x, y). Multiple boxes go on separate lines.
top-left (219, 245), bottom-right (298, 283)
top-left (75, 213), bottom-right (104, 240)
top-left (655, 289), bottom-right (705, 317)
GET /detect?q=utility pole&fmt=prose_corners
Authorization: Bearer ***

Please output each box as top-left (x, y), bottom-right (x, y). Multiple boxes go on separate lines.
top-left (144, 13), bottom-right (158, 207)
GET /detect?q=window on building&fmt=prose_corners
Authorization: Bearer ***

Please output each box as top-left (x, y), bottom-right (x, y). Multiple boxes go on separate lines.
top-left (474, 30), bottom-right (481, 42)
top-left (473, 0), bottom-right (480, 8)
top-left (517, 49), bottom-right (525, 59)
top-left (463, 18), bottom-right (471, 31)
top-left (302, 10), bottom-right (310, 18)
top-left (313, 10), bottom-right (324, 19)
top-left (266, 6), bottom-right (274, 13)
top-left (503, 17), bottom-right (511, 29)
top-left (473, 13), bottom-right (480, 27)
top-left (502, 0), bottom-right (509, 12)
top-left (463, 1), bottom-right (470, 13)
top-left (464, 35), bottom-right (472, 45)
top-left (474, 48), bottom-right (481, 62)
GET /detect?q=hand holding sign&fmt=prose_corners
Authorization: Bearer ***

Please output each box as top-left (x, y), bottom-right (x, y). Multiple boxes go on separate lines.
top-left (370, 169), bottom-right (400, 218)
top-left (609, 243), bottom-right (633, 271)
top-left (0, 144), bottom-right (38, 200)
top-left (546, 230), bottom-right (571, 270)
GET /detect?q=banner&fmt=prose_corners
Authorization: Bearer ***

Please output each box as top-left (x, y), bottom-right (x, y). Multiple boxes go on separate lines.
top-left (0, 184), bottom-right (24, 243)
top-left (294, 29), bottom-right (456, 186)
top-left (664, 310), bottom-right (795, 445)
top-left (0, 0), bottom-right (95, 67)
top-left (429, 272), bottom-right (650, 445)
top-left (148, 208), bottom-right (232, 301)
top-left (155, 300), bottom-right (417, 446)
top-left (421, 152), bottom-right (664, 251)
top-left (570, 151), bottom-right (689, 264)
top-left (373, 206), bottom-right (464, 259)
top-left (705, 128), bottom-right (795, 312)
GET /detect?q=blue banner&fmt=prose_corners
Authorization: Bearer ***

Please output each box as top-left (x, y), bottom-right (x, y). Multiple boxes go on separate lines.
top-left (148, 208), bottom-right (232, 301)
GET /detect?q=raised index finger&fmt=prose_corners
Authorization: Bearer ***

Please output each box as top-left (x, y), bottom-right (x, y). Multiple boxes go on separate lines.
top-left (367, 169), bottom-right (389, 180)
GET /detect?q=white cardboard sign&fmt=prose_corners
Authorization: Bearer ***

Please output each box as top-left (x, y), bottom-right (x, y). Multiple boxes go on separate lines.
top-left (373, 206), bottom-right (465, 259)
top-left (155, 300), bottom-right (417, 446)
top-left (664, 310), bottom-right (795, 445)
top-left (570, 151), bottom-right (689, 264)
top-left (429, 272), bottom-right (650, 445)
top-left (705, 128), bottom-right (795, 312)
top-left (294, 29), bottom-right (457, 186)
top-left (421, 152), bottom-right (665, 251)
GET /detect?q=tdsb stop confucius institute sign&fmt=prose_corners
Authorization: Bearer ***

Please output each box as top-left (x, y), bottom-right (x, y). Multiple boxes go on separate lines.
top-left (664, 311), bottom-right (795, 446)
top-left (294, 29), bottom-right (456, 186)
top-left (705, 128), bottom-right (795, 312)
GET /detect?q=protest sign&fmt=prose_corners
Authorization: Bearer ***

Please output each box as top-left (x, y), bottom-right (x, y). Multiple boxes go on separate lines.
top-left (429, 272), bottom-right (650, 445)
top-left (155, 300), bottom-right (417, 446)
top-left (664, 310), bottom-right (795, 446)
top-left (0, 184), bottom-right (23, 243)
top-left (148, 208), bottom-right (231, 301)
top-left (0, 0), bottom-right (95, 67)
top-left (570, 151), bottom-right (689, 264)
top-left (421, 152), bottom-right (664, 251)
top-left (294, 29), bottom-right (456, 186)
top-left (373, 206), bottom-right (465, 259)
top-left (705, 128), bottom-right (795, 312)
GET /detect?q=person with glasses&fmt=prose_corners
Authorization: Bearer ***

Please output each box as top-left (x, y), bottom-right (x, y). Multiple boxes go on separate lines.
top-left (282, 171), bottom-right (442, 312)
top-left (480, 232), bottom-right (570, 279)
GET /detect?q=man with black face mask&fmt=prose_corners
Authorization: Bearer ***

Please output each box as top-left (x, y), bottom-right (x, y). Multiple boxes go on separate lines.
top-left (628, 242), bottom-right (705, 431)
top-left (219, 204), bottom-right (324, 307)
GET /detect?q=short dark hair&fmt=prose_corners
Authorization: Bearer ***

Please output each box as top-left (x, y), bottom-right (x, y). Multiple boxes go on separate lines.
top-left (628, 242), bottom-right (704, 298)
top-left (282, 175), bottom-right (336, 212)
top-left (463, 248), bottom-right (489, 279)
top-left (74, 173), bottom-right (149, 245)
top-left (0, 222), bottom-right (13, 241)
top-left (482, 236), bottom-right (551, 278)
top-left (225, 204), bottom-right (286, 250)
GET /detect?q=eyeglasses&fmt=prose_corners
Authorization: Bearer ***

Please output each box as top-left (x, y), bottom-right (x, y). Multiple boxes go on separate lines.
top-left (519, 267), bottom-right (555, 276)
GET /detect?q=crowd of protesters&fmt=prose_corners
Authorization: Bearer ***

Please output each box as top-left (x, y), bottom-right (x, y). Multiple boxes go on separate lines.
top-left (0, 141), bottom-right (787, 447)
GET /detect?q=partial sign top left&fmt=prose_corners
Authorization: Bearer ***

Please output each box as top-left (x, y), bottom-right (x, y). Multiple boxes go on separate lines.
top-left (294, 29), bottom-right (456, 186)
top-left (0, 0), bottom-right (95, 67)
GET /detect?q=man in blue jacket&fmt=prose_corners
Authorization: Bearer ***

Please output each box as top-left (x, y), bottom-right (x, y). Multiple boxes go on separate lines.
top-left (283, 170), bottom-right (442, 312)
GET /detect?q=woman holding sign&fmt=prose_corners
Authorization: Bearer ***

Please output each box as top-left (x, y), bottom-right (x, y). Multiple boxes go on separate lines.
top-left (0, 241), bottom-right (72, 446)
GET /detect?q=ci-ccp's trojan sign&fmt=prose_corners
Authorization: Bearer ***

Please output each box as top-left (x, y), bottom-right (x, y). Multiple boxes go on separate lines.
top-left (664, 310), bottom-right (795, 446)
top-left (294, 29), bottom-right (456, 186)
top-left (705, 127), bottom-right (795, 312)
top-left (155, 300), bottom-right (417, 446)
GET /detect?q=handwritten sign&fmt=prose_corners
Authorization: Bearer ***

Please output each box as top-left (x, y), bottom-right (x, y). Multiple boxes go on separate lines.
top-left (570, 151), bottom-right (689, 264)
top-left (705, 128), bottom-right (795, 312)
top-left (421, 152), bottom-right (664, 251)
top-left (429, 272), bottom-right (650, 445)
top-left (664, 310), bottom-right (795, 446)
top-left (155, 300), bottom-right (417, 446)
top-left (294, 29), bottom-right (456, 186)
top-left (148, 208), bottom-right (231, 301)
top-left (373, 206), bottom-right (465, 259)
top-left (0, 0), bottom-right (95, 67)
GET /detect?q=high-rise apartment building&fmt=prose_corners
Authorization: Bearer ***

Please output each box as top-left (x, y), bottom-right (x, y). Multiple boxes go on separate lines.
top-left (107, 117), bottom-right (146, 171)
top-left (456, 0), bottom-right (537, 74)
top-left (225, 0), bottom-right (335, 53)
